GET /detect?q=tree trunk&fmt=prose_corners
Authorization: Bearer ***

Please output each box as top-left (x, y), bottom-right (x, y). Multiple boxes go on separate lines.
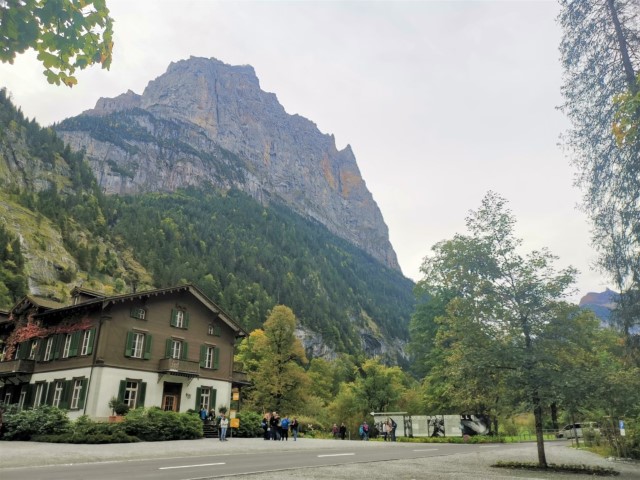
top-left (551, 402), bottom-right (559, 431)
top-left (533, 394), bottom-right (547, 468)
top-left (607, 0), bottom-right (638, 93)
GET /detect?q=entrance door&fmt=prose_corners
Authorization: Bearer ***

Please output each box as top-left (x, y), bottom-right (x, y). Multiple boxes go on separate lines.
top-left (162, 382), bottom-right (182, 412)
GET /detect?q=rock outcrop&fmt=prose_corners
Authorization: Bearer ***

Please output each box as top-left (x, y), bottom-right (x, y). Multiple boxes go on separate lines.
top-left (56, 57), bottom-right (400, 271)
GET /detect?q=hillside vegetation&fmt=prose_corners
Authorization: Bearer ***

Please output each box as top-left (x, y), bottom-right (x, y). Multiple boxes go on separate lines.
top-left (0, 88), bottom-right (414, 359)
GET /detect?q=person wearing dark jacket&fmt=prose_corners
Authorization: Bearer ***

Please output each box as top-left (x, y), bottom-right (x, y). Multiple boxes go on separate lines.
top-left (339, 422), bottom-right (347, 440)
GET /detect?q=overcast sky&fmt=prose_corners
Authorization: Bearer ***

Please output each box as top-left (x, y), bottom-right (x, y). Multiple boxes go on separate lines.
top-left (0, 0), bottom-right (611, 301)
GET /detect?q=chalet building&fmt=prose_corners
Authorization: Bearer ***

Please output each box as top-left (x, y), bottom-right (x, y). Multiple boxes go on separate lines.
top-left (0, 284), bottom-right (247, 419)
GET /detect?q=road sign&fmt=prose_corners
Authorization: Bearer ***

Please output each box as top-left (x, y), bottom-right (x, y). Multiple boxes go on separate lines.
top-left (619, 420), bottom-right (626, 437)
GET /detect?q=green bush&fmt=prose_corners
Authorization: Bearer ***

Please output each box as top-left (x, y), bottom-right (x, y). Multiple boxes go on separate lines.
top-left (122, 407), bottom-right (203, 441)
top-left (1, 404), bottom-right (71, 440)
top-left (232, 411), bottom-right (263, 437)
top-left (33, 431), bottom-right (139, 443)
top-left (294, 415), bottom-right (328, 437)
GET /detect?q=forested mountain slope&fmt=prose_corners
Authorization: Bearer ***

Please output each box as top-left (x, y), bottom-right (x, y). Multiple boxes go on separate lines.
top-left (0, 88), bottom-right (414, 362)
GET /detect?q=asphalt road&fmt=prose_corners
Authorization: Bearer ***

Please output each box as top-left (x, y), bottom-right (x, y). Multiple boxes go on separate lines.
top-left (0, 441), bottom-right (505, 480)
top-left (1, 438), bottom-right (638, 480)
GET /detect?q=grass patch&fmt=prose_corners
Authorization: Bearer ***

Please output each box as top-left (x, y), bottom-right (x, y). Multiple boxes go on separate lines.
top-left (492, 461), bottom-right (619, 476)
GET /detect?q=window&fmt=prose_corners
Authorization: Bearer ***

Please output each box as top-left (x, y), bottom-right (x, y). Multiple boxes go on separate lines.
top-left (125, 331), bottom-right (152, 359)
top-left (80, 329), bottom-right (94, 356)
top-left (1, 343), bottom-right (7, 361)
top-left (200, 387), bottom-right (211, 411)
top-left (208, 324), bottom-right (221, 336)
top-left (33, 383), bottom-right (45, 408)
top-left (195, 386), bottom-right (216, 413)
top-left (43, 337), bottom-right (54, 361)
top-left (70, 379), bottom-right (83, 409)
top-left (170, 309), bottom-right (189, 329)
top-left (62, 334), bottom-right (73, 358)
top-left (28, 340), bottom-right (39, 360)
top-left (118, 379), bottom-right (146, 409)
top-left (130, 307), bottom-right (146, 320)
top-left (200, 345), bottom-right (219, 370)
top-left (171, 339), bottom-right (182, 359)
top-left (18, 389), bottom-right (27, 410)
top-left (52, 381), bottom-right (64, 407)
top-left (3, 392), bottom-right (11, 404)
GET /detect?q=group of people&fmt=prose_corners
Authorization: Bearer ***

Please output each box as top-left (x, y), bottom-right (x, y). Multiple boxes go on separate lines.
top-left (199, 407), bottom-right (230, 442)
top-left (359, 418), bottom-right (397, 441)
top-left (262, 411), bottom-right (299, 441)
top-left (331, 422), bottom-right (348, 439)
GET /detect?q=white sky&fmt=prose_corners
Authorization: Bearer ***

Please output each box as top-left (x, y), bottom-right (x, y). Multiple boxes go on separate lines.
top-left (0, 0), bottom-right (612, 301)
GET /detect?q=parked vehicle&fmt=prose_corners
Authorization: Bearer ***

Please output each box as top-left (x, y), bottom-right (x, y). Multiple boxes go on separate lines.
top-left (556, 422), bottom-right (599, 439)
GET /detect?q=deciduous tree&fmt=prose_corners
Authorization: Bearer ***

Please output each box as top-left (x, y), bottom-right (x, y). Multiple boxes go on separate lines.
top-left (0, 0), bottom-right (113, 86)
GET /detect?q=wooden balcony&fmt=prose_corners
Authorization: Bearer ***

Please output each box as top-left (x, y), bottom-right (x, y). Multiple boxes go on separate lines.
top-left (158, 358), bottom-right (200, 378)
top-left (0, 359), bottom-right (35, 377)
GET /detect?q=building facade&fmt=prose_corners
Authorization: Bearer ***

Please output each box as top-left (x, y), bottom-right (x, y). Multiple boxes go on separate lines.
top-left (0, 284), bottom-right (247, 420)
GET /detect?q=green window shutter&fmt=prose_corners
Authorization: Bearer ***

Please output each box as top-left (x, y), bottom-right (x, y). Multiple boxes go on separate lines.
top-left (213, 347), bottom-right (220, 370)
top-left (165, 339), bottom-right (172, 358)
top-left (85, 329), bottom-right (95, 355)
top-left (117, 380), bottom-right (126, 403)
top-left (24, 384), bottom-right (34, 406)
top-left (195, 387), bottom-right (202, 410)
top-left (60, 380), bottom-right (72, 409)
top-left (211, 388), bottom-right (217, 410)
top-left (199, 345), bottom-right (206, 368)
top-left (182, 342), bottom-right (189, 360)
top-left (143, 334), bottom-right (152, 360)
top-left (15, 342), bottom-right (24, 359)
top-left (69, 331), bottom-right (81, 357)
top-left (38, 338), bottom-right (48, 361)
top-left (45, 381), bottom-right (55, 405)
top-left (138, 382), bottom-right (147, 407)
top-left (184, 312), bottom-right (190, 328)
top-left (214, 325), bottom-right (222, 337)
top-left (170, 309), bottom-right (177, 327)
top-left (125, 332), bottom-right (134, 357)
top-left (77, 378), bottom-right (88, 410)
top-left (53, 334), bottom-right (63, 359)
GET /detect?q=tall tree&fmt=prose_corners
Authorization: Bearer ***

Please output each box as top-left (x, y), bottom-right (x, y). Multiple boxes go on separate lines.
top-left (237, 305), bottom-right (309, 413)
top-left (418, 192), bottom-right (583, 467)
top-left (559, 0), bottom-right (640, 354)
top-left (0, 0), bottom-right (113, 86)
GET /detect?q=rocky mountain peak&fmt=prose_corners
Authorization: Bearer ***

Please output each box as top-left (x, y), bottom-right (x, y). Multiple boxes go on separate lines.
top-left (57, 57), bottom-right (400, 271)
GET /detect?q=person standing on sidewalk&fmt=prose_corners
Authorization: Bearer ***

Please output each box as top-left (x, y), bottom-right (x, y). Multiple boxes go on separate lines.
top-left (290, 417), bottom-right (299, 441)
top-left (219, 414), bottom-right (229, 441)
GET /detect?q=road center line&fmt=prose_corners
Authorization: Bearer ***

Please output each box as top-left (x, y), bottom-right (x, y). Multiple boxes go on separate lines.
top-left (413, 448), bottom-right (439, 452)
top-left (159, 462), bottom-right (226, 470)
top-left (317, 453), bottom-right (355, 458)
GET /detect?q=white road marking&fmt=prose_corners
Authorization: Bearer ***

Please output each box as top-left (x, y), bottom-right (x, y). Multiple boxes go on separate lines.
top-left (413, 448), bottom-right (439, 452)
top-left (317, 453), bottom-right (355, 457)
top-left (159, 462), bottom-right (226, 470)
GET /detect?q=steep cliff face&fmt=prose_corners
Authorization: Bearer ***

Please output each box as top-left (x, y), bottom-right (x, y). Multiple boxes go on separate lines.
top-left (56, 57), bottom-right (400, 271)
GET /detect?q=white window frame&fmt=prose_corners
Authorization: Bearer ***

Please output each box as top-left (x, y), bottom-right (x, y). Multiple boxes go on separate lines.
top-left (131, 332), bottom-right (145, 358)
top-left (208, 324), bottom-right (214, 335)
top-left (43, 337), bottom-right (54, 361)
top-left (80, 330), bottom-right (92, 356)
top-left (4, 392), bottom-right (11, 404)
top-left (131, 308), bottom-right (146, 320)
top-left (1, 343), bottom-right (7, 361)
top-left (175, 310), bottom-right (184, 328)
top-left (62, 334), bottom-right (73, 358)
top-left (171, 339), bottom-right (182, 359)
top-left (33, 383), bottom-right (45, 408)
top-left (18, 389), bottom-right (27, 410)
top-left (70, 379), bottom-right (83, 409)
top-left (200, 387), bottom-right (211, 411)
top-left (28, 340), bottom-right (39, 360)
top-left (52, 381), bottom-right (64, 407)
top-left (124, 381), bottom-right (139, 408)
top-left (204, 346), bottom-right (215, 369)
